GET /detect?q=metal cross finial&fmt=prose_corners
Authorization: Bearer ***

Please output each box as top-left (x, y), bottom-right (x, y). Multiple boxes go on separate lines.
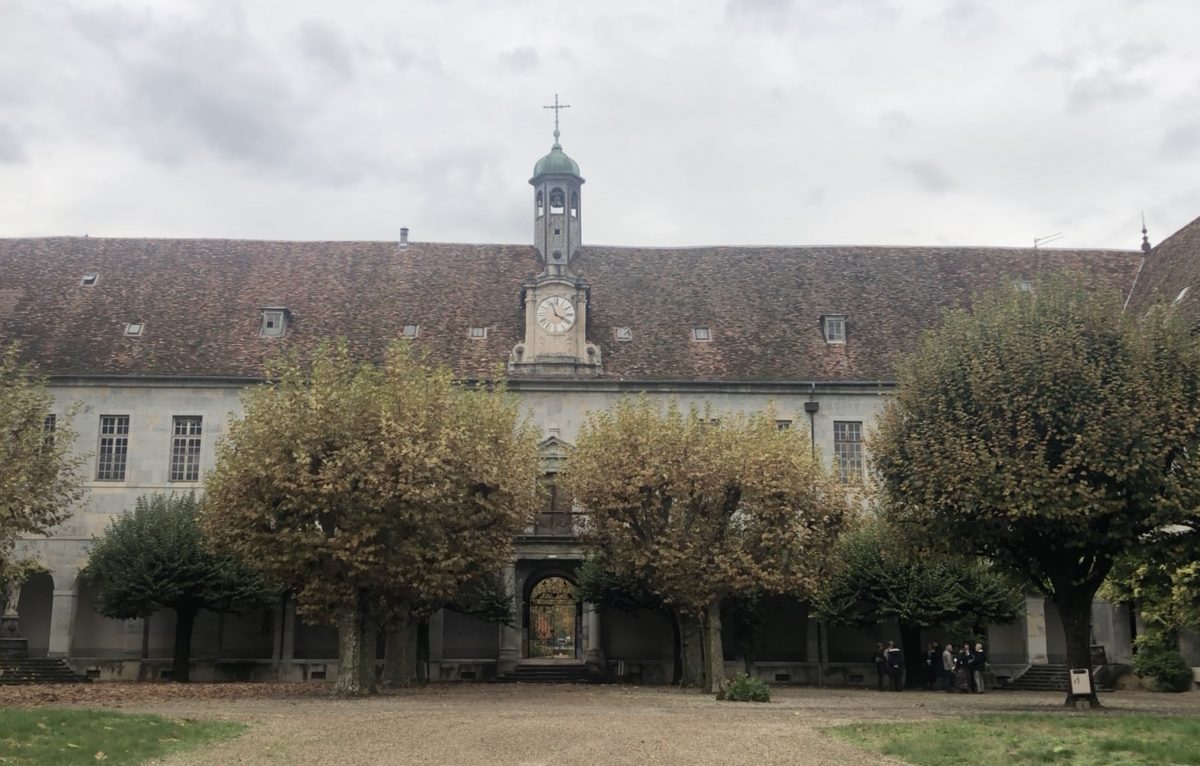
top-left (543, 93), bottom-right (571, 146)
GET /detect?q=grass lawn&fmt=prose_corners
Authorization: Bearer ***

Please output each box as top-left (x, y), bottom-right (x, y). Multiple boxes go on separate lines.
top-left (829, 713), bottom-right (1200, 766)
top-left (0, 708), bottom-right (244, 765)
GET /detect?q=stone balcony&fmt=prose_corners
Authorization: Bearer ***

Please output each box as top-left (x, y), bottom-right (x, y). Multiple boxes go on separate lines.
top-left (520, 511), bottom-right (588, 538)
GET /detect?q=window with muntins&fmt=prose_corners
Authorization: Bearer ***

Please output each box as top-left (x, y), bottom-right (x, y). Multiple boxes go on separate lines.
top-left (170, 416), bottom-right (203, 482)
top-left (261, 310), bottom-right (286, 337)
top-left (823, 316), bottom-right (846, 344)
top-left (97, 415), bottom-right (130, 481)
top-left (833, 421), bottom-right (863, 484)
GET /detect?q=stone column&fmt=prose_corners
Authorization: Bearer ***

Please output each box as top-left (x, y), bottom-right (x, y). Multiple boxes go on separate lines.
top-left (497, 562), bottom-right (520, 675)
top-left (1025, 595), bottom-right (1049, 665)
top-left (46, 576), bottom-right (79, 658)
top-left (584, 602), bottom-right (603, 668)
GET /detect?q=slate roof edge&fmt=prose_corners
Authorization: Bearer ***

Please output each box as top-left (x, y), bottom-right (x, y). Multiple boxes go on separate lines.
top-left (49, 373), bottom-right (897, 394)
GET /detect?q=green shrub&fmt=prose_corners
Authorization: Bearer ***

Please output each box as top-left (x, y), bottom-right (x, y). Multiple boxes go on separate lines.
top-left (716, 672), bottom-right (771, 702)
top-left (1133, 647), bottom-right (1193, 693)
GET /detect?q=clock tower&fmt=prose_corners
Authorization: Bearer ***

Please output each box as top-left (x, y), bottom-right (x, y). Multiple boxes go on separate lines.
top-left (509, 96), bottom-right (602, 376)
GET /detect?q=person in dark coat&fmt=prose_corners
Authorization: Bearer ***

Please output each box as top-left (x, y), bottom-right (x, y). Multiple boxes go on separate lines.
top-left (972, 642), bottom-right (987, 693)
top-left (955, 642), bottom-right (973, 693)
top-left (925, 641), bottom-right (940, 690)
top-left (874, 643), bottom-right (887, 691)
top-left (885, 641), bottom-right (905, 691)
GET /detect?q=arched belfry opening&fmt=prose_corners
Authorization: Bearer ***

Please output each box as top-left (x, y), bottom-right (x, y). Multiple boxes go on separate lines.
top-left (536, 190), bottom-right (544, 218)
top-left (570, 191), bottom-right (579, 218)
top-left (523, 574), bottom-right (581, 660)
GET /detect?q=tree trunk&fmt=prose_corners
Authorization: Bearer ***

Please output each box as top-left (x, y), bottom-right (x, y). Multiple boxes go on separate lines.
top-left (335, 588), bottom-right (377, 696)
top-left (703, 600), bottom-right (725, 695)
top-left (677, 611), bottom-right (705, 687)
top-left (1053, 592), bottom-right (1101, 708)
top-left (171, 604), bottom-right (197, 683)
top-left (899, 621), bottom-right (923, 689)
top-left (383, 608), bottom-right (419, 687)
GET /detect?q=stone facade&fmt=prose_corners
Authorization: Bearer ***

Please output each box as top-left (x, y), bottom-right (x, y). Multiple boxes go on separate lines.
top-left (4, 129), bottom-right (1189, 684)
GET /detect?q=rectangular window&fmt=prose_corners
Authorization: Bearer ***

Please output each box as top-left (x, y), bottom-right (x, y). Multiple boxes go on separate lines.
top-left (833, 421), bottom-right (863, 484)
top-left (469, 327), bottom-right (488, 339)
top-left (170, 416), bottom-right (203, 482)
top-left (261, 310), bottom-right (287, 337)
top-left (823, 315), bottom-right (846, 344)
top-left (97, 415), bottom-right (130, 481)
top-left (692, 328), bottom-right (712, 342)
top-left (43, 414), bottom-right (57, 450)
top-left (776, 419), bottom-right (792, 431)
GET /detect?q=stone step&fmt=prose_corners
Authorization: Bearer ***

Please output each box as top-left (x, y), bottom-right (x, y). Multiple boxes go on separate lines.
top-left (0, 658), bottom-right (90, 685)
top-left (1002, 664), bottom-right (1112, 693)
top-left (498, 663), bottom-right (598, 684)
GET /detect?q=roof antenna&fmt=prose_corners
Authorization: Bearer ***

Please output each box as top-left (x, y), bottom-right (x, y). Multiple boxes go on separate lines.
top-left (1033, 232), bottom-right (1064, 249)
top-left (1141, 212), bottom-right (1152, 254)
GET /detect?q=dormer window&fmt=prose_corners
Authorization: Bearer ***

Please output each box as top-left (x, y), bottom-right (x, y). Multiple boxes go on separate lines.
top-left (822, 315), bottom-right (846, 344)
top-left (80, 274), bottom-right (99, 286)
top-left (469, 327), bottom-right (488, 339)
top-left (124, 323), bottom-right (144, 337)
top-left (260, 308), bottom-right (289, 338)
top-left (692, 328), bottom-right (712, 342)
top-left (549, 188), bottom-right (565, 214)
top-left (402, 324), bottom-right (420, 338)
top-left (614, 327), bottom-right (633, 342)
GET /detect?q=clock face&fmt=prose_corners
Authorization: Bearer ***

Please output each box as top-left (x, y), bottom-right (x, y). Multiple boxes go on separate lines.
top-left (536, 295), bottom-right (576, 334)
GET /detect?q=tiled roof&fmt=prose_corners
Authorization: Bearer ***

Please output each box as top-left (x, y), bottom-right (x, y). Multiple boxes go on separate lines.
top-left (0, 237), bottom-right (1141, 383)
top-left (1124, 213), bottom-right (1200, 328)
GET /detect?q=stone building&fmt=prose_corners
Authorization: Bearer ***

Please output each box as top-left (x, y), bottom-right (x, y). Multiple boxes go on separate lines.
top-left (2, 126), bottom-right (1196, 684)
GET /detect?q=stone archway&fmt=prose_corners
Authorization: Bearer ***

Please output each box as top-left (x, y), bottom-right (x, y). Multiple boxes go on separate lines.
top-left (524, 576), bottom-right (581, 660)
top-left (15, 571), bottom-right (54, 657)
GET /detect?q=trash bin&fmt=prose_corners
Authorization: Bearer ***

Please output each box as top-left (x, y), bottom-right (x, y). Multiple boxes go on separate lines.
top-left (1069, 668), bottom-right (1092, 696)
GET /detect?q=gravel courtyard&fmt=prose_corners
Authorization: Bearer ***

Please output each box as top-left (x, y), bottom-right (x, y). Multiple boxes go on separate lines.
top-left (4, 683), bottom-right (1199, 766)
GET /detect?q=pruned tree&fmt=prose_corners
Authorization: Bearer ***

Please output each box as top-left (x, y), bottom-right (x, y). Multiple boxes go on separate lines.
top-left (202, 341), bottom-right (541, 695)
top-left (0, 345), bottom-right (84, 580)
top-left (84, 493), bottom-right (275, 682)
top-left (813, 518), bottom-right (1024, 686)
top-left (871, 276), bottom-right (1200, 707)
top-left (561, 398), bottom-right (848, 693)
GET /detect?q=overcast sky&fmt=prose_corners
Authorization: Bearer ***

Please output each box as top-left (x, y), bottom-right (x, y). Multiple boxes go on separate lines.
top-left (2, 0), bottom-right (1198, 250)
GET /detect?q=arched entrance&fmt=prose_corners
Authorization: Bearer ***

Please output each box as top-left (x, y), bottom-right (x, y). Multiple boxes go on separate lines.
top-left (15, 571), bottom-right (54, 657)
top-left (524, 576), bottom-right (581, 660)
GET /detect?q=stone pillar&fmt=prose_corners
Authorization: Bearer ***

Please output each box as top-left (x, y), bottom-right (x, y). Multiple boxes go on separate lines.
top-left (497, 562), bottom-right (520, 675)
top-left (46, 577), bottom-right (79, 658)
top-left (1025, 595), bottom-right (1049, 665)
top-left (584, 602), bottom-right (603, 668)
top-left (122, 619), bottom-right (145, 658)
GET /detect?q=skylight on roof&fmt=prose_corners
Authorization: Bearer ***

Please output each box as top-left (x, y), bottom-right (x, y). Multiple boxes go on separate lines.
top-left (260, 308), bottom-right (288, 337)
top-left (692, 328), bottom-right (711, 342)
top-left (614, 327), bottom-right (632, 341)
top-left (124, 323), bottom-right (143, 337)
top-left (81, 274), bottom-right (98, 286)
top-left (402, 324), bottom-right (420, 338)
top-left (469, 327), bottom-right (488, 339)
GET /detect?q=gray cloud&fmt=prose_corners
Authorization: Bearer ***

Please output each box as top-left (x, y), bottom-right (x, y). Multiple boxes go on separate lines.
top-left (297, 19), bottom-right (355, 78)
top-left (500, 47), bottom-right (539, 73)
top-left (1065, 71), bottom-right (1146, 114)
top-left (892, 160), bottom-right (955, 194)
top-left (0, 123), bottom-right (26, 163)
top-left (1161, 122), bottom-right (1200, 160)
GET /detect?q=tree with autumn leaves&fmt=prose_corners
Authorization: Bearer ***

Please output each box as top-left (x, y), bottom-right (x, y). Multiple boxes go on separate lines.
top-left (560, 399), bottom-right (849, 693)
top-left (872, 276), bottom-right (1200, 707)
top-left (0, 345), bottom-right (84, 585)
top-left (202, 342), bottom-right (541, 695)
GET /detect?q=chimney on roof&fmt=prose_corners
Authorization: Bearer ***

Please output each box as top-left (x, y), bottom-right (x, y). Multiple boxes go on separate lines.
top-left (399, 227), bottom-right (410, 248)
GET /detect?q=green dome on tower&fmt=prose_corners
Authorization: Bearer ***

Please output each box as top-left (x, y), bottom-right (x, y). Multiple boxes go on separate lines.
top-left (532, 142), bottom-right (581, 178)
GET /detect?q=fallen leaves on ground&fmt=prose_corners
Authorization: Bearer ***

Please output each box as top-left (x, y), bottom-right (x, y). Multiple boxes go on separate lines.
top-left (0, 682), bottom-right (331, 708)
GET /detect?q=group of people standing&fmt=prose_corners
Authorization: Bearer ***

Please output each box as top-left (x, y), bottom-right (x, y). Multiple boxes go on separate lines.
top-left (931, 641), bottom-right (986, 693)
top-left (873, 640), bottom-right (987, 692)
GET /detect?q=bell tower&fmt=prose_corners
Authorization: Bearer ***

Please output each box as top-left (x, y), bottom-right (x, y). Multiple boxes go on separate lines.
top-left (531, 95), bottom-right (583, 274)
top-left (510, 96), bottom-right (601, 376)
